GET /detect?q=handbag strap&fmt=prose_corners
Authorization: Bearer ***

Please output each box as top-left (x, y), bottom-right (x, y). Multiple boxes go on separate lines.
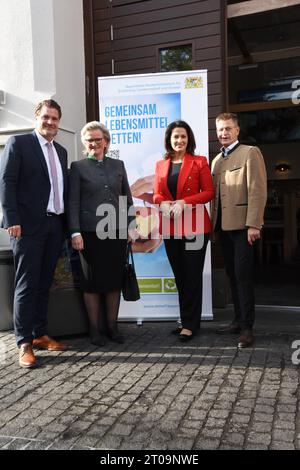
top-left (127, 242), bottom-right (135, 269)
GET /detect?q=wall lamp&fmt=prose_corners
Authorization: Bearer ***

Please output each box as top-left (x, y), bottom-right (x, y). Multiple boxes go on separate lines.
top-left (275, 162), bottom-right (291, 173)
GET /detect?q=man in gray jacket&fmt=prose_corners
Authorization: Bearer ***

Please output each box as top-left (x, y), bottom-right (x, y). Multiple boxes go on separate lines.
top-left (211, 112), bottom-right (267, 348)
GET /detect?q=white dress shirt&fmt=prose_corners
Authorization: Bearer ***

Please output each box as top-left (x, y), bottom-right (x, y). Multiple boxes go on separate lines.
top-left (35, 130), bottom-right (64, 214)
top-left (221, 140), bottom-right (239, 157)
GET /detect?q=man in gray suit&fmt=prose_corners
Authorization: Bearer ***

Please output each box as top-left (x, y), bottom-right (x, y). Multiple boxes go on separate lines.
top-left (0, 99), bottom-right (68, 368)
top-left (211, 112), bottom-right (267, 348)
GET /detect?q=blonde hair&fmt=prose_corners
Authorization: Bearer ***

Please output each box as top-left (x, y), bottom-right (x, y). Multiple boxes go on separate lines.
top-left (81, 121), bottom-right (111, 155)
top-left (216, 113), bottom-right (239, 126)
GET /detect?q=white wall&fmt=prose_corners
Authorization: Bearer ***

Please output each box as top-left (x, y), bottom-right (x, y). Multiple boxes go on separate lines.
top-left (0, 0), bottom-right (86, 162)
top-left (0, 0), bottom-right (37, 127)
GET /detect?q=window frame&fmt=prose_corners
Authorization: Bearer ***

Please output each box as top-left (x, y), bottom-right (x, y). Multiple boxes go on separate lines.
top-left (156, 41), bottom-right (196, 73)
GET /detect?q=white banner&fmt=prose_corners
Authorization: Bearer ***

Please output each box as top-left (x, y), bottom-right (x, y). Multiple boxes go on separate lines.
top-left (98, 71), bottom-right (212, 321)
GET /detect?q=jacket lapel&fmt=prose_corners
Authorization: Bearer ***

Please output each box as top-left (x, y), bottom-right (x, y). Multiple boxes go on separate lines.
top-left (54, 142), bottom-right (67, 174)
top-left (31, 131), bottom-right (50, 180)
top-left (54, 142), bottom-right (68, 200)
top-left (177, 155), bottom-right (194, 198)
top-left (54, 142), bottom-right (63, 166)
top-left (159, 158), bottom-right (173, 200)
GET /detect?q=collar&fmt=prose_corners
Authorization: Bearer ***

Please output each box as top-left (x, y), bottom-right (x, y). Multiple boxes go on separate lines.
top-left (221, 141), bottom-right (239, 157)
top-left (35, 129), bottom-right (54, 147)
top-left (87, 154), bottom-right (105, 163)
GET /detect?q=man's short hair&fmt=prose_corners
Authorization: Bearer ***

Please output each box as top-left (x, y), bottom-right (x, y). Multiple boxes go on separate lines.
top-left (34, 99), bottom-right (62, 119)
top-left (216, 112), bottom-right (239, 126)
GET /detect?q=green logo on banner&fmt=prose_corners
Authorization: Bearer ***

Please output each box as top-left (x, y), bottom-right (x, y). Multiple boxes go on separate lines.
top-left (138, 278), bottom-right (162, 293)
top-left (163, 278), bottom-right (177, 293)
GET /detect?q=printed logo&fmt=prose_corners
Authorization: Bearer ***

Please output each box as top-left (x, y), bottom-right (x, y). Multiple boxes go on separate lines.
top-left (107, 149), bottom-right (120, 159)
top-left (138, 278), bottom-right (162, 293)
top-left (164, 278), bottom-right (177, 293)
top-left (185, 77), bottom-right (203, 89)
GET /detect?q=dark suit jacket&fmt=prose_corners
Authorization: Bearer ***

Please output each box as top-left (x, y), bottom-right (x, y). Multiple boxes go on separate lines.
top-left (68, 157), bottom-right (134, 234)
top-left (153, 154), bottom-right (214, 236)
top-left (0, 132), bottom-right (68, 235)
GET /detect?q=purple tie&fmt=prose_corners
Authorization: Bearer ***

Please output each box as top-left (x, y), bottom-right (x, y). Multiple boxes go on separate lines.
top-left (46, 142), bottom-right (61, 213)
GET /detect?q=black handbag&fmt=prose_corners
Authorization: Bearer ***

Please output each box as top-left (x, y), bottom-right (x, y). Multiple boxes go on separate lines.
top-left (122, 243), bottom-right (140, 301)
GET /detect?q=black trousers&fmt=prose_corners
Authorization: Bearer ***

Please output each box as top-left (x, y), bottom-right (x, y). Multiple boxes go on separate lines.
top-left (164, 234), bottom-right (209, 332)
top-left (219, 229), bottom-right (255, 329)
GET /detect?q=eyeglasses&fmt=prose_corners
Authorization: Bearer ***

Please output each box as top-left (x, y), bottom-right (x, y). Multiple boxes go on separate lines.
top-left (85, 138), bottom-right (103, 144)
top-left (217, 126), bottom-right (238, 132)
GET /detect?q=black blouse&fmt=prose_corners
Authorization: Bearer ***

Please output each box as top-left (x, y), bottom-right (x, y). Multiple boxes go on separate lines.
top-left (167, 162), bottom-right (182, 200)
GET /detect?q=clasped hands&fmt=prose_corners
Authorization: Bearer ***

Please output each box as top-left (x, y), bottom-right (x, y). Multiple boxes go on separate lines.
top-left (160, 200), bottom-right (185, 219)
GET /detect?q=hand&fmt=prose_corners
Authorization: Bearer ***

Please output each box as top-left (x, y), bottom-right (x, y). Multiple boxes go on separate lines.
top-left (131, 205), bottom-right (162, 253)
top-left (130, 175), bottom-right (155, 198)
top-left (247, 227), bottom-right (261, 246)
top-left (7, 225), bottom-right (21, 239)
top-left (128, 227), bottom-right (140, 242)
top-left (72, 234), bottom-right (84, 251)
top-left (131, 237), bottom-right (163, 254)
top-left (170, 200), bottom-right (185, 219)
top-left (160, 201), bottom-right (172, 218)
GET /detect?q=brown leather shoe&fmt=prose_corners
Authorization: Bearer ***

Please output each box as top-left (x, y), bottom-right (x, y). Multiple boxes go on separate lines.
top-left (238, 329), bottom-right (254, 348)
top-left (33, 335), bottom-right (68, 351)
top-left (216, 323), bottom-right (241, 335)
top-left (19, 343), bottom-right (37, 368)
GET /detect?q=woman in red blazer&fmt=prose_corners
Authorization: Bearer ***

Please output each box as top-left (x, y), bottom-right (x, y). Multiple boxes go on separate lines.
top-left (153, 120), bottom-right (214, 341)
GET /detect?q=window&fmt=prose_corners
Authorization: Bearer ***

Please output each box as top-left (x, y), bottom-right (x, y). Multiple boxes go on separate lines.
top-left (238, 106), bottom-right (300, 144)
top-left (159, 44), bottom-right (193, 72)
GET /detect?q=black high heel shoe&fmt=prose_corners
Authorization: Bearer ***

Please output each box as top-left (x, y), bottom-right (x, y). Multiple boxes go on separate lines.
top-left (108, 330), bottom-right (125, 344)
top-left (179, 332), bottom-right (193, 342)
top-left (90, 330), bottom-right (106, 347)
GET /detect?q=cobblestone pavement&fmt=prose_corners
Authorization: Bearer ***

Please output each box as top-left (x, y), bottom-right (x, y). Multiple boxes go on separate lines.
top-left (0, 310), bottom-right (300, 451)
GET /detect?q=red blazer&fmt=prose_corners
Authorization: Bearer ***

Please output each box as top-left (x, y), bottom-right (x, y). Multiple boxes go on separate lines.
top-left (153, 154), bottom-right (214, 236)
